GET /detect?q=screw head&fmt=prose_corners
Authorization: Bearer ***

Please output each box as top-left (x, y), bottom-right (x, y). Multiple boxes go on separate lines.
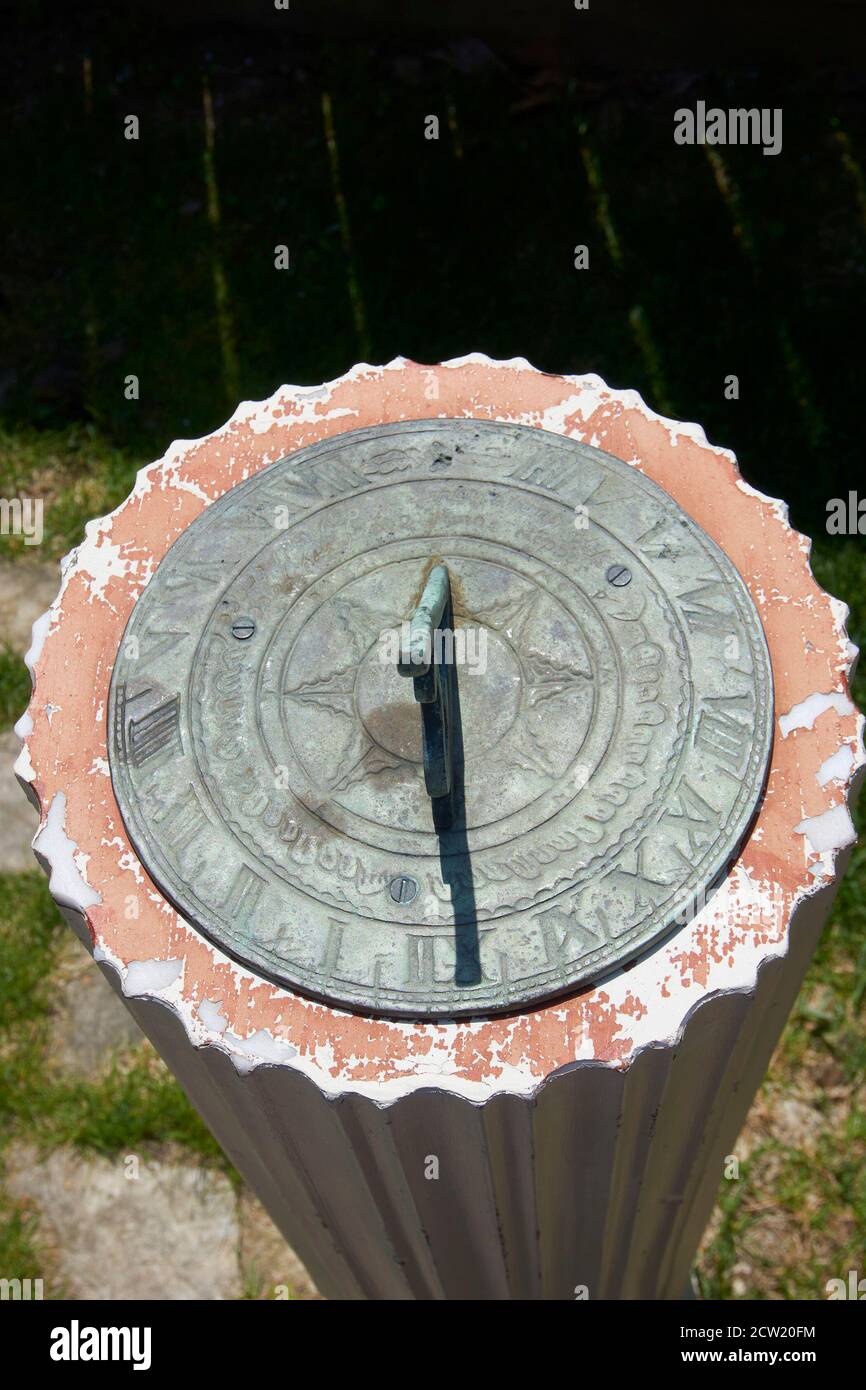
top-left (231, 616), bottom-right (256, 640)
top-left (605, 564), bottom-right (632, 587)
top-left (389, 875), bottom-right (419, 905)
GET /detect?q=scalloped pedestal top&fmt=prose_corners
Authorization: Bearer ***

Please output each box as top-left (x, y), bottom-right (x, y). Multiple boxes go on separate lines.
top-left (16, 355), bottom-right (863, 1100)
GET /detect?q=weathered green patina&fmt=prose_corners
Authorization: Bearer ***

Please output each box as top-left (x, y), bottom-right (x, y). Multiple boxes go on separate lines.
top-left (397, 562), bottom-right (456, 826)
top-left (107, 419), bottom-right (773, 1018)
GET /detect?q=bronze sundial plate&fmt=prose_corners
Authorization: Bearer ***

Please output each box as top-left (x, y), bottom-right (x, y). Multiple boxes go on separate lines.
top-left (107, 419), bottom-right (773, 1018)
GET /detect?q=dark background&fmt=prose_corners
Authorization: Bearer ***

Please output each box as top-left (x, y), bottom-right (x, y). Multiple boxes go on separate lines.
top-left (2, 2), bottom-right (865, 542)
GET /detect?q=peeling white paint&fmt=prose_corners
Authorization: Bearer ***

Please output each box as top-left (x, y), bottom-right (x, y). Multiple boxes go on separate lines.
top-left (25, 608), bottom-right (55, 675)
top-left (123, 958), bottom-right (184, 997)
top-left (198, 999), bottom-right (229, 1034)
top-left (32, 793), bottom-right (101, 910)
top-left (444, 352), bottom-right (537, 374)
top-left (228, 1027), bottom-right (298, 1072)
top-left (816, 745), bottom-right (855, 786)
top-left (779, 690), bottom-right (855, 736)
top-left (733, 476), bottom-right (791, 528)
top-left (14, 710), bottom-right (33, 739)
top-left (76, 528), bottom-right (134, 607)
top-left (13, 737), bottom-right (35, 783)
top-left (794, 804), bottom-right (857, 854)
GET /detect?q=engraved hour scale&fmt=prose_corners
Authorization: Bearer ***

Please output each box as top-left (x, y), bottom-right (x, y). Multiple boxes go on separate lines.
top-left (108, 419), bottom-right (773, 1019)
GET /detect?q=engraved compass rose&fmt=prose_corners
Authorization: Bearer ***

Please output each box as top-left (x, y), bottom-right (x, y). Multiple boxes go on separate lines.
top-left (281, 579), bottom-right (592, 802)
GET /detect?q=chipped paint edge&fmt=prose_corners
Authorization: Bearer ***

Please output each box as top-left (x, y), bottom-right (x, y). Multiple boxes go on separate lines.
top-left (17, 354), bottom-right (864, 1101)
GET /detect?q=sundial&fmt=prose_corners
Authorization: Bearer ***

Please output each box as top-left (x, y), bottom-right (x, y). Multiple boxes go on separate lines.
top-left (27, 359), bottom-right (854, 1303)
top-left (107, 418), bottom-right (773, 1018)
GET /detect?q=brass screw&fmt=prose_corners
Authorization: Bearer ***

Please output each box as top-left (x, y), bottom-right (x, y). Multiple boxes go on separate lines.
top-left (389, 875), bottom-right (419, 905)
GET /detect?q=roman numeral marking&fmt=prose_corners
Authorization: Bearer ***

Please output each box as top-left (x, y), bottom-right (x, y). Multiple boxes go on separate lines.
top-left (609, 839), bottom-right (669, 908)
top-left (634, 514), bottom-right (685, 560)
top-left (536, 901), bottom-right (599, 967)
top-left (140, 626), bottom-right (190, 662)
top-left (278, 459), bottom-right (368, 508)
top-left (153, 784), bottom-right (208, 850)
top-left (126, 692), bottom-right (181, 766)
top-left (164, 559), bottom-right (227, 591)
top-left (590, 903), bottom-right (626, 941)
top-left (665, 778), bottom-right (718, 856)
top-left (221, 865), bottom-right (266, 922)
top-left (148, 784), bottom-right (210, 879)
top-left (634, 515), bottom-right (668, 552)
top-left (320, 920), bottom-right (345, 975)
top-left (677, 578), bottom-right (735, 634)
top-left (320, 459), bottom-right (368, 497)
top-left (694, 691), bottom-right (754, 774)
top-left (406, 934), bottom-right (438, 986)
top-left (579, 472), bottom-right (631, 509)
top-left (505, 455), bottom-right (572, 491)
top-left (498, 951), bottom-right (510, 987)
top-left (370, 956), bottom-right (386, 1004)
top-left (403, 931), bottom-right (493, 989)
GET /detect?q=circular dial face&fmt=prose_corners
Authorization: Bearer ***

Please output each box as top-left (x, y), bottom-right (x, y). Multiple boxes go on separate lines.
top-left (108, 419), bottom-right (773, 1018)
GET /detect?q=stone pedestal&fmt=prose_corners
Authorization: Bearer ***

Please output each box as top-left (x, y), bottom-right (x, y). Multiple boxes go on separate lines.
top-left (17, 356), bottom-right (863, 1299)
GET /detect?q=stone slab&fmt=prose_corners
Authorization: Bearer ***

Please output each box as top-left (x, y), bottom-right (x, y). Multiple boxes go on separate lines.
top-left (7, 1147), bottom-right (240, 1301)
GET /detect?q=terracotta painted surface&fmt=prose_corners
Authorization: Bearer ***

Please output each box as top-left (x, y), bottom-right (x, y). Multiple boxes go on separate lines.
top-left (17, 356), bottom-right (864, 1101)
